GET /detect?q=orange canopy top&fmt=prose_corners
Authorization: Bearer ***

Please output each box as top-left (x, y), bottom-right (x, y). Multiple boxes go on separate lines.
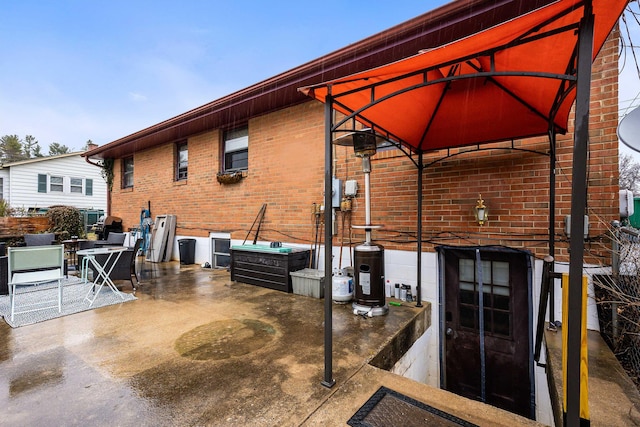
top-left (300, 0), bottom-right (627, 153)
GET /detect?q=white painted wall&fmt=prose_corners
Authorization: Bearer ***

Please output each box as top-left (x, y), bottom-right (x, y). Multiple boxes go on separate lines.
top-left (391, 327), bottom-right (433, 383)
top-left (548, 261), bottom-right (607, 332)
top-left (166, 236), bottom-right (316, 265)
top-left (3, 153), bottom-right (107, 212)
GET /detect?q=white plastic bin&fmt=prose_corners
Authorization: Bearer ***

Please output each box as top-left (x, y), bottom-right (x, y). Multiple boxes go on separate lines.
top-left (290, 268), bottom-right (325, 298)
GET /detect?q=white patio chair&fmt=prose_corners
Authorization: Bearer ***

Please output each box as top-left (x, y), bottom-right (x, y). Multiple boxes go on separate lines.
top-left (8, 245), bottom-right (65, 321)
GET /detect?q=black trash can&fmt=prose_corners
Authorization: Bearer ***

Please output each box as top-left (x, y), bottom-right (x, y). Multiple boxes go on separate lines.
top-left (178, 239), bottom-right (196, 265)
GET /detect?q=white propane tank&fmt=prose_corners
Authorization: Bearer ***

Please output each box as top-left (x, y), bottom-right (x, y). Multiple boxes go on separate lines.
top-left (332, 272), bottom-right (353, 303)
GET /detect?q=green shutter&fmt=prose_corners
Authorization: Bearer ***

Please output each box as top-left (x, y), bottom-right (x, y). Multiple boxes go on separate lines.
top-left (38, 174), bottom-right (47, 193)
top-left (85, 178), bottom-right (93, 196)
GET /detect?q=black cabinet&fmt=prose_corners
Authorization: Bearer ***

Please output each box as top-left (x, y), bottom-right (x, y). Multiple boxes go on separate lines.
top-left (230, 246), bottom-right (310, 293)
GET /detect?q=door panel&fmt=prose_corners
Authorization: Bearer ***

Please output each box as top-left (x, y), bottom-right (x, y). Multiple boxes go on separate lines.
top-left (442, 247), bottom-right (532, 418)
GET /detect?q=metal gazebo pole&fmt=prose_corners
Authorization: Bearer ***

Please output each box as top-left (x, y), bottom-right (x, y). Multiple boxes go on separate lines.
top-left (322, 94), bottom-right (335, 388)
top-left (416, 151), bottom-right (423, 307)
top-left (549, 128), bottom-right (557, 323)
top-left (566, 2), bottom-right (594, 426)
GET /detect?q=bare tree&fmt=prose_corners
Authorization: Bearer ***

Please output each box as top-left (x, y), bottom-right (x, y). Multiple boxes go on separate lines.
top-left (620, 153), bottom-right (640, 194)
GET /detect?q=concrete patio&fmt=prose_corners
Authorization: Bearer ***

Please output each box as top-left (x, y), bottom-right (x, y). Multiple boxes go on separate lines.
top-left (0, 260), bottom-right (542, 426)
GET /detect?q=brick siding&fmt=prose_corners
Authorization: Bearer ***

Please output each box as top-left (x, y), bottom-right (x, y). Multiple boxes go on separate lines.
top-left (110, 29), bottom-right (619, 265)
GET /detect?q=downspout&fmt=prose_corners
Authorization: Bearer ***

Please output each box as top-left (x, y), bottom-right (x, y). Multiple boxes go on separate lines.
top-left (85, 156), bottom-right (111, 217)
top-left (548, 128), bottom-right (557, 323)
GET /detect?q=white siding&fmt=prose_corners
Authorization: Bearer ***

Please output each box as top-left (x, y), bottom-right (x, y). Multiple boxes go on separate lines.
top-left (6, 154), bottom-right (107, 212)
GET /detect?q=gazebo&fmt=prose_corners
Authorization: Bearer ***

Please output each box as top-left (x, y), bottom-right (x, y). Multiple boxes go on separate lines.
top-left (300, 0), bottom-right (628, 425)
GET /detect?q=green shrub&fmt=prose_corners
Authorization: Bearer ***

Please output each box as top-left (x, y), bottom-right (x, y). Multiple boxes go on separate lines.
top-left (47, 205), bottom-right (84, 239)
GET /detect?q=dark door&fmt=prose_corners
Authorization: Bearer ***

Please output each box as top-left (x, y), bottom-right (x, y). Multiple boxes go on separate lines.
top-left (441, 247), bottom-right (533, 418)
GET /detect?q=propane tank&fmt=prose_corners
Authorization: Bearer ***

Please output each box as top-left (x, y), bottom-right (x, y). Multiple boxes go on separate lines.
top-left (332, 271), bottom-right (353, 303)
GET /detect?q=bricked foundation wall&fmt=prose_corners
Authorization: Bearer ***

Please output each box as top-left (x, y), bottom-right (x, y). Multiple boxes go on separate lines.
top-left (109, 30), bottom-right (619, 266)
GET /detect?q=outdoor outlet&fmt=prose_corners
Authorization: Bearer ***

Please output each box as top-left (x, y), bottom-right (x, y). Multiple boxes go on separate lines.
top-left (564, 215), bottom-right (589, 239)
top-left (345, 180), bottom-right (358, 197)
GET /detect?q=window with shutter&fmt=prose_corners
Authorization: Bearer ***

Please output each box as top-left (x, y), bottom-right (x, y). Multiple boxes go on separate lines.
top-left (38, 174), bottom-right (47, 193)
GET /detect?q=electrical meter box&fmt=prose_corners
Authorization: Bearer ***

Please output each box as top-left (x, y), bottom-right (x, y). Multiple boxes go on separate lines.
top-left (332, 177), bottom-right (343, 206)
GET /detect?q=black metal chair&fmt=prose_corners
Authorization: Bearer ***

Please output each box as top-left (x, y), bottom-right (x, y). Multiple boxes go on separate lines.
top-left (24, 233), bottom-right (56, 246)
top-left (93, 232), bottom-right (126, 248)
top-left (79, 238), bottom-right (143, 290)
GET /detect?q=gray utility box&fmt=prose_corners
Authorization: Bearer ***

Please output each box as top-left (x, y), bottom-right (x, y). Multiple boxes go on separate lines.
top-left (290, 268), bottom-right (325, 298)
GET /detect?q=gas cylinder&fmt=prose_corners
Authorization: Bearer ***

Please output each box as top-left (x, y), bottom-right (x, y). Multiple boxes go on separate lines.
top-left (332, 272), bottom-right (353, 303)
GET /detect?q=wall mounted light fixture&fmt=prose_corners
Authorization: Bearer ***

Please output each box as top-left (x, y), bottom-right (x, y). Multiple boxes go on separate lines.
top-left (475, 194), bottom-right (488, 225)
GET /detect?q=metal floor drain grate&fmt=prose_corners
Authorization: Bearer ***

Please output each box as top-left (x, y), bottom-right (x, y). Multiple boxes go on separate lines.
top-left (348, 386), bottom-right (478, 427)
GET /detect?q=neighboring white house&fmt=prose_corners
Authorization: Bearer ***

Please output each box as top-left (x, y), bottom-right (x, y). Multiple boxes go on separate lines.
top-left (0, 152), bottom-right (107, 219)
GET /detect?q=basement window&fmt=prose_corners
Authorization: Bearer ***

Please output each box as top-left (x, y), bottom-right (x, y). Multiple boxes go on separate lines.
top-left (210, 233), bottom-right (231, 268)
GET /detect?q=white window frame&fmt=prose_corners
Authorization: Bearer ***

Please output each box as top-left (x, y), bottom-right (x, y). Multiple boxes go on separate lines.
top-left (50, 175), bottom-right (63, 192)
top-left (223, 127), bottom-right (248, 172)
top-left (70, 177), bottom-right (83, 194)
top-left (210, 232), bottom-right (231, 268)
top-left (176, 141), bottom-right (188, 181)
top-left (122, 156), bottom-right (134, 188)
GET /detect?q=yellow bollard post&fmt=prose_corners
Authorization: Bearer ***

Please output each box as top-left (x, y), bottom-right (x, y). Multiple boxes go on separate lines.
top-left (562, 273), bottom-right (590, 425)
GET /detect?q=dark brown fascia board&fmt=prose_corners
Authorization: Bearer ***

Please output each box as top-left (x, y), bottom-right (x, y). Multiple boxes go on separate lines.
top-left (85, 0), bottom-right (555, 160)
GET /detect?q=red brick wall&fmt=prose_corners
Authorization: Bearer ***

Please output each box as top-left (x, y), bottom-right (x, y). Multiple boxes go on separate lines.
top-left (110, 30), bottom-right (619, 265)
top-left (335, 30), bottom-right (620, 264)
top-left (111, 101), bottom-right (326, 246)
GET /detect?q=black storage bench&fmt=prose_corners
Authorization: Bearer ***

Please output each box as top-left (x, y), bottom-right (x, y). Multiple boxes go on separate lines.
top-left (230, 245), bottom-right (310, 293)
